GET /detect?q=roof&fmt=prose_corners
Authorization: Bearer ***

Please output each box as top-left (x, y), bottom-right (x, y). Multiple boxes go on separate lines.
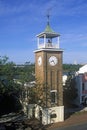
top-left (78, 64), bottom-right (87, 74)
top-left (36, 22), bottom-right (60, 38)
top-left (44, 23), bottom-right (55, 33)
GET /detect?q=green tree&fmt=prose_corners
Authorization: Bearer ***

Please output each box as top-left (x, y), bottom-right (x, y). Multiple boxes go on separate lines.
top-left (16, 63), bottom-right (35, 104)
top-left (63, 75), bottom-right (78, 107)
top-left (28, 82), bottom-right (52, 108)
top-left (19, 65), bottom-right (35, 84)
top-left (29, 83), bottom-right (46, 106)
top-left (0, 56), bottom-right (22, 115)
top-left (0, 56), bottom-right (21, 95)
top-left (63, 64), bottom-right (82, 73)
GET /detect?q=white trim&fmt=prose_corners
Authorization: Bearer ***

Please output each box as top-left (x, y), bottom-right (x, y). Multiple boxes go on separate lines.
top-left (34, 48), bottom-right (64, 53)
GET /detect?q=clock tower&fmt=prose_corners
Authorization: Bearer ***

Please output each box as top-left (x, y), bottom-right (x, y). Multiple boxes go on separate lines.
top-left (34, 16), bottom-right (64, 124)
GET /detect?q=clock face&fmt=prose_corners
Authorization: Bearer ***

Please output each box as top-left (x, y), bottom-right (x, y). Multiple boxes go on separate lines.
top-left (49, 56), bottom-right (58, 66)
top-left (38, 56), bottom-right (42, 66)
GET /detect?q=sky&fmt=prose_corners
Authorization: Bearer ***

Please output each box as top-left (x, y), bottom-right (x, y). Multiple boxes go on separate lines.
top-left (0, 0), bottom-right (87, 64)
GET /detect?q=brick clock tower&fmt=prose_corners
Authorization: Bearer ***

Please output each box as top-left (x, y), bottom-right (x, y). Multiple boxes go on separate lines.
top-left (34, 16), bottom-right (64, 124)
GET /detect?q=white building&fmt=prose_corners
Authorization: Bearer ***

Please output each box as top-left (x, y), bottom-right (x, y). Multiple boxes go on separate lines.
top-left (63, 74), bottom-right (68, 86)
top-left (74, 64), bottom-right (87, 106)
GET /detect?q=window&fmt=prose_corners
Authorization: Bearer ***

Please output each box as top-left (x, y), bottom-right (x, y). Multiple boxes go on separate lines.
top-left (82, 83), bottom-right (85, 91)
top-left (50, 90), bottom-right (57, 104)
top-left (50, 113), bottom-right (57, 118)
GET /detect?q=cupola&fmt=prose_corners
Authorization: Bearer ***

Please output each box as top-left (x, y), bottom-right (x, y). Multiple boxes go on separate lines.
top-left (36, 15), bottom-right (60, 49)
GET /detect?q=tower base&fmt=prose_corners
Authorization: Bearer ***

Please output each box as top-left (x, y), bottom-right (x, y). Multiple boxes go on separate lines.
top-left (28, 104), bottom-right (64, 125)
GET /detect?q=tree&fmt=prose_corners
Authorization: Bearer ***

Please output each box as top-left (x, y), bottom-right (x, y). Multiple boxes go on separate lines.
top-left (15, 64), bottom-right (35, 105)
top-left (63, 64), bottom-right (82, 73)
top-left (0, 56), bottom-right (22, 115)
top-left (29, 83), bottom-right (47, 106)
top-left (15, 63), bottom-right (35, 85)
top-left (63, 75), bottom-right (78, 107)
top-left (0, 56), bottom-right (21, 95)
top-left (28, 81), bottom-right (55, 109)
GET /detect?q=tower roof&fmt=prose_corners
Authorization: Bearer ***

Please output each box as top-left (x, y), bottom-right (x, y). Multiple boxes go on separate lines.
top-left (44, 22), bottom-right (54, 33)
top-left (37, 23), bottom-right (60, 38)
top-left (37, 14), bottom-right (60, 38)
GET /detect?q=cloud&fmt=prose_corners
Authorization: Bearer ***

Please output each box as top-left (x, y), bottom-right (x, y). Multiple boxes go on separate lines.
top-left (0, 0), bottom-right (35, 16)
top-left (81, 43), bottom-right (87, 47)
top-left (47, 0), bottom-right (87, 16)
top-left (63, 50), bottom-right (87, 64)
top-left (0, 48), bottom-right (35, 64)
top-left (0, 0), bottom-right (87, 23)
top-left (61, 32), bottom-right (87, 44)
top-left (60, 32), bottom-right (87, 54)
top-left (0, 0), bottom-right (87, 64)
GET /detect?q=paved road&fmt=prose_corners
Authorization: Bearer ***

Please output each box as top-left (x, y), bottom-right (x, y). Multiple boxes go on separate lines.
top-left (50, 122), bottom-right (87, 130)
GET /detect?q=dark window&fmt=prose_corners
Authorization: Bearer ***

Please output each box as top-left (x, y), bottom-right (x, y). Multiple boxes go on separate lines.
top-left (50, 90), bottom-right (57, 103)
top-left (50, 113), bottom-right (57, 118)
top-left (82, 83), bottom-right (85, 91)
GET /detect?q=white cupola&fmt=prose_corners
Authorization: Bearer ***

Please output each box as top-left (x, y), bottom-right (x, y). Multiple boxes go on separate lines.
top-left (36, 15), bottom-right (60, 49)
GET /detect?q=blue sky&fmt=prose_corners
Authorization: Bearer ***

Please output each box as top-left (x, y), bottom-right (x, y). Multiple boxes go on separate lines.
top-left (0, 0), bottom-right (87, 64)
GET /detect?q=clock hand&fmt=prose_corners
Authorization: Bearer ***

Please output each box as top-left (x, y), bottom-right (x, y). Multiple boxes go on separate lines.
top-left (51, 60), bottom-right (55, 64)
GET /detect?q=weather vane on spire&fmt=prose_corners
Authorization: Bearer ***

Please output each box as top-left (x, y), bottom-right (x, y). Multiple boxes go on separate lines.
top-left (46, 8), bottom-right (52, 25)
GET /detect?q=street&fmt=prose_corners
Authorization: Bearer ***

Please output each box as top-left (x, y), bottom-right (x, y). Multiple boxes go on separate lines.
top-left (50, 122), bottom-right (87, 130)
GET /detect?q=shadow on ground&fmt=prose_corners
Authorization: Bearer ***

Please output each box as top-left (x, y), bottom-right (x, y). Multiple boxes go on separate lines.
top-left (64, 104), bottom-right (87, 120)
top-left (0, 118), bottom-right (48, 130)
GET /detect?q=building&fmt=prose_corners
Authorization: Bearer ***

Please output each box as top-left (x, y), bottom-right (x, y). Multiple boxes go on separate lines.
top-left (63, 74), bottom-right (68, 86)
top-left (28, 15), bottom-right (64, 125)
top-left (74, 64), bottom-right (87, 106)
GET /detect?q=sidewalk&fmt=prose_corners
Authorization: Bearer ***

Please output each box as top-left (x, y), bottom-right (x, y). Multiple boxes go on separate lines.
top-left (47, 111), bottom-right (87, 129)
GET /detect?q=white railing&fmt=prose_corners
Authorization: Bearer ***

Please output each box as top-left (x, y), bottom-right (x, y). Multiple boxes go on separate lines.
top-left (38, 43), bottom-right (59, 49)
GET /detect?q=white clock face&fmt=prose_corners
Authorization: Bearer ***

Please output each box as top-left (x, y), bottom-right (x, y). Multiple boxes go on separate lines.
top-left (38, 56), bottom-right (42, 66)
top-left (49, 56), bottom-right (58, 66)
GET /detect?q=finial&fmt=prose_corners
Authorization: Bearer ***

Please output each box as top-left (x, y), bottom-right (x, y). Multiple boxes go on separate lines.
top-left (46, 8), bottom-right (51, 25)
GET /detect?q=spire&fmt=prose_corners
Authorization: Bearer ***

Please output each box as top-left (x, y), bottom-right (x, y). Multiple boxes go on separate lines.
top-left (47, 12), bottom-right (50, 26)
top-left (44, 12), bottom-right (54, 33)
top-left (36, 12), bottom-right (60, 49)
top-left (37, 10), bottom-right (60, 38)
